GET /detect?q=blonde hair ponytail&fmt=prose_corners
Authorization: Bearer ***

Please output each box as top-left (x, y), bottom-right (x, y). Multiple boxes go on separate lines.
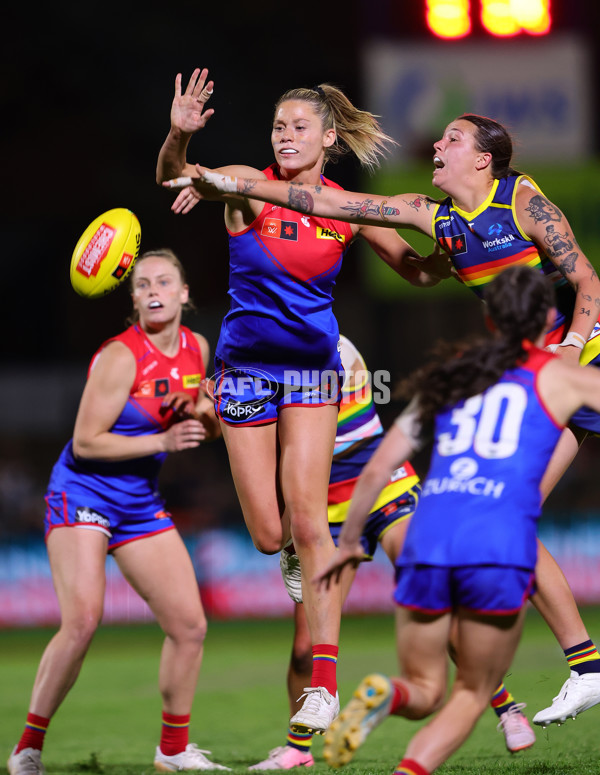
top-left (274, 84), bottom-right (397, 173)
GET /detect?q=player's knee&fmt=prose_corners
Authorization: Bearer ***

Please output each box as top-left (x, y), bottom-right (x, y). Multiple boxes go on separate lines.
top-left (188, 618), bottom-right (208, 648)
top-left (251, 527), bottom-right (284, 555)
top-left (165, 614), bottom-right (208, 648)
top-left (62, 608), bottom-right (102, 649)
top-left (288, 513), bottom-right (326, 552)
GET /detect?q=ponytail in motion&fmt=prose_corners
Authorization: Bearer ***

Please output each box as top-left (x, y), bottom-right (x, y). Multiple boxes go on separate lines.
top-left (274, 84), bottom-right (397, 173)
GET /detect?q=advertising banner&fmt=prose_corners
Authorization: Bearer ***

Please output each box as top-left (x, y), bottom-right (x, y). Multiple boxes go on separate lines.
top-left (1, 519), bottom-right (600, 626)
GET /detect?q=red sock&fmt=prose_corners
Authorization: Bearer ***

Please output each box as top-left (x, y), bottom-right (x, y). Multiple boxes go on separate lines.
top-left (16, 713), bottom-right (50, 753)
top-left (311, 644), bottom-right (338, 696)
top-left (160, 712), bottom-right (190, 756)
top-left (394, 758), bottom-right (430, 775)
top-left (390, 678), bottom-right (410, 715)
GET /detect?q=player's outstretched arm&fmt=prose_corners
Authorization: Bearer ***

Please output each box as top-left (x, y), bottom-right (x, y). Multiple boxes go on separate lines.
top-left (156, 68), bottom-right (215, 184)
top-left (165, 166), bottom-right (435, 236)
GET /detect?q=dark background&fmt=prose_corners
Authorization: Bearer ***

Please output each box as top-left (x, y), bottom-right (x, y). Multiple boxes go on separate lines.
top-left (1, 0), bottom-right (599, 536)
top-left (4, 0), bottom-right (598, 363)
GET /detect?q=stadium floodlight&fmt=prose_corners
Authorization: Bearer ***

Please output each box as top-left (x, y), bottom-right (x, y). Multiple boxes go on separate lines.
top-left (425, 0), bottom-right (552, 38)
top-left (426, 0), bottom-right (472, 39)
top-left (481, 0), bottom-right (552, 36)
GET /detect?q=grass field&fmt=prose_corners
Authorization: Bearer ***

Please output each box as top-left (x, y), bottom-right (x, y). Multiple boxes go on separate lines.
top-left (1, 608), bottom-right (600, 775)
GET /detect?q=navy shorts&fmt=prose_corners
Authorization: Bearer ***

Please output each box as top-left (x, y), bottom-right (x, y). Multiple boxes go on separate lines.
top-left (329, 486), bottom-right (420, 558)
top-left (394, 564), bottom-right (536, 615)
top-left (212, 360), bottom-right (342, 427)
top-left (44, 487), bottom-right (175, 550)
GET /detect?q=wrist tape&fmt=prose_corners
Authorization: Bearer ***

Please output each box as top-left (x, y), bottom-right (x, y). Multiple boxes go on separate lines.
top-left (202, 170), bottom-right (238, 193)
top-left (559, 331), bottom-right (586, 350)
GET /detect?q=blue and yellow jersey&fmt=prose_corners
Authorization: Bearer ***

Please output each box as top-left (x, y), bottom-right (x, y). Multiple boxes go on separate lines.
top-left (432, 175), bottom-right (568, 302)
top-left (431, 174), bottom-right (600, 369)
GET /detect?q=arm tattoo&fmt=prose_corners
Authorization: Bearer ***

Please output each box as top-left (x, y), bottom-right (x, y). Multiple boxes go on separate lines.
top-left (405, 195), bottom-right (434, 212)
top-left (241, 179), bottom-right (257, 194)
top-left (340, 198), bottom-right (400, 221)
top-left (288, 186), bottom-right (314, 213)
top-left (557, 251), bottom-right (578, 275)
top-left (525, 195), bottom-right (563, 224)
top-left (544, 226), bottom-right (573, 257)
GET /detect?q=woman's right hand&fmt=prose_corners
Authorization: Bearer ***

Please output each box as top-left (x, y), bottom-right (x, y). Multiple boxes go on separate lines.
top-left (171, 67), bottom-right (215, 135)
top-left (163, 166), bottom-right (237, 202)
top-left (170, 185), bottom-right (202, 215)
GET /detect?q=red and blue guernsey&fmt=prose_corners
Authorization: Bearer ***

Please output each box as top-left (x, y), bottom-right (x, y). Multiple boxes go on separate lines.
top-left (216, 164), bottom-right (354, 383)
top-left (397, 347), bottom-right (562, 572)
top-left (45, 325), bottom-right (205, 547)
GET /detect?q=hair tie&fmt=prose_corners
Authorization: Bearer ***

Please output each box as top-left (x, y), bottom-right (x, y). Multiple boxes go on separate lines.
top-left (521, 338), bottom-right (533, 350)
top-left (313, 85), bottom-right (326, 98)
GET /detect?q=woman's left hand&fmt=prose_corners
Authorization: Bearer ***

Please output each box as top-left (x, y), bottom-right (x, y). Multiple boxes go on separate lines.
top-left (161, 391), bottom-right (197, 418)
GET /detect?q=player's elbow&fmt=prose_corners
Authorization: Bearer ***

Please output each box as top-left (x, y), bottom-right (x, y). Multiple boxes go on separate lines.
top-left (72, 434), bottom-right (95, 461)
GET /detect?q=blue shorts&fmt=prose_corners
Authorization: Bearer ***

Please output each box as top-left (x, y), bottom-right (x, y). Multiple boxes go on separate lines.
top-left (394, 565), bottom-right (536, 615)
top-left (44, 487), bottom-right (175, 550)
top-left (329, 487), bottom-right (419, 558)
top-left (212, 359), bottom-right (342, 427)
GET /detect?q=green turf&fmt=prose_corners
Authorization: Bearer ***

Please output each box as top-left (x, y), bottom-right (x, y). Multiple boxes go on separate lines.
top-left (1, 609), bottom-right (600, 774)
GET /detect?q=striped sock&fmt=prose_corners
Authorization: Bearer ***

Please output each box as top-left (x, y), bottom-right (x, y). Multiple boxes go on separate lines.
top-left (565, 640), bottom-right (600, 674)
top-left (286, 727), bottom-right (313, 753)
top-left (16, 713), bottom-right (50, 753)
top-left (311, 644), bottom-right (339, 696)
top-left (160, 712), bottom-right (190, 756)
top-left (394, 758), bottom-right (430, 775)
top-left (490, 683), bottom-right (516, 717)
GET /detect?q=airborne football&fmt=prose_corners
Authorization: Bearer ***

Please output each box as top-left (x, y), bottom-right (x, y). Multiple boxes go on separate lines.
top-left (70, 208), bottom-right (141, 298)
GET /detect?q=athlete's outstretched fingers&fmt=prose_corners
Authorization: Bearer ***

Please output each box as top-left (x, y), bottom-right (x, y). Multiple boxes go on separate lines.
top-left (184, 67), bottom-right (201, 96)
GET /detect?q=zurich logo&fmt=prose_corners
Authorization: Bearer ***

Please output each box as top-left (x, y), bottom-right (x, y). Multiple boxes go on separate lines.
top-left (488, 223), bottom-right (503, 237)
top-left (449, 457), bottom-right (478, 480)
